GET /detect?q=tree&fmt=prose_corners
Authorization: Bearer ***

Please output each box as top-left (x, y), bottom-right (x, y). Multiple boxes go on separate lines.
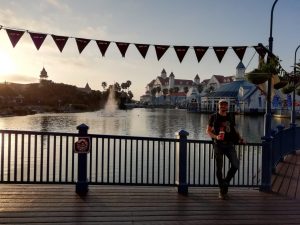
top-left (206, 86), bottom-right (215, 93)
top-left (121, 82), bottom-right (127, 91)
top-left (162, 88), bottom-right (168, 100)
top-left (151, 87), bottom-right (157, 103)
top-left (184, 87), bottom-right (189, 94)
top-left (196, 84), bottom-right (204, 93)
top-left (114, 83), bottom-right (121, 92)
top-left (174, 87), bottom-right (179, 93)
top-left (101, 82), bottom-right (107, 91)
top-left (128, 90), bottom-right (133, 100)
top-left (126, 80), bottom-right (132, 91)
top-left (156, 86), bottom-right (161, 94)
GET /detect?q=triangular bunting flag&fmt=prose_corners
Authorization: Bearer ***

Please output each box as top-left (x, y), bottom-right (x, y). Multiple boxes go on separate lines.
top-left (51, 35), bottom-right (69, 52)
top-left (29, 32), bottom-right (47, 50)
top-left (75, 38), bottom-right (91, 54)
top-left (154, 45), bottom-right (169, 61)
top-left (174, 46), bottom-right (189, 63)
top-left (95, 40), bottom-right (110, 56)
top-left (6, 29), bottom-right (25, 47)
top-left (193, 46), bottom-right (208, 63)
top-left (254, 45), bottom-right (267, 58)
top-left (116, 42), bottom-right (130, 57)
top-left (213, 46), bottom-right (228, 63)
top-left (232, 46), bottom-right (247, 61)
top-left (135, 44), bottom-right (150, 59)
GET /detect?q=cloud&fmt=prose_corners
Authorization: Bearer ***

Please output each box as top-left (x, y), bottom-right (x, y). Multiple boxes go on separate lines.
top-left (45, 0), bottom-right (71, 13)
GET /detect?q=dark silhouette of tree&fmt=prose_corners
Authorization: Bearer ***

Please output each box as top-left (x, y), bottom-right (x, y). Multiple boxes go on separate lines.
top-left (184, 87), bottom-right (189, 94)
top-left (101, 82), bottom-right (107, 91)
top-left (126, 80), bottom-right (131, 91)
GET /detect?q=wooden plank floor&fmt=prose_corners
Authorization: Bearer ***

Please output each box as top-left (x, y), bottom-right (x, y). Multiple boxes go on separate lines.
top-left (1, 184), bottom-right (300, 225)
top-left (1, 151), bottom-right (300, 225)
top-left (272, 150), bottom-right (300, 199)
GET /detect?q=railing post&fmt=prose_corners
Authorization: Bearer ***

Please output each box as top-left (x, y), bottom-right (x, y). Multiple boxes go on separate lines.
top-left (175, 130), bottom-right (189, 195)
top-left (75, 124), bottom-right (89, 195)
top-left (260, 136), bottom-right (273, 192)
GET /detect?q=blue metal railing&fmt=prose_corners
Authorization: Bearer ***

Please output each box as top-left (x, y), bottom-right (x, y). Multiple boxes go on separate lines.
top-left (0, 126), bottom-right (263, 192)
top-left (260, 125), bottom-right (300, 192)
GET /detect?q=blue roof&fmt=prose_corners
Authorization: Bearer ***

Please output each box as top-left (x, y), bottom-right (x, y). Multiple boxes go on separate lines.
top-left (205, 80), bottom-right (256, 98)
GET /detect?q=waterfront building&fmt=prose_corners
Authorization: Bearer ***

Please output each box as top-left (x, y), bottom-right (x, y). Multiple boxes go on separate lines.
top-left (140, 69), bottom-right (200, 106)
top-left (201, 61), bottom-right (266, 113)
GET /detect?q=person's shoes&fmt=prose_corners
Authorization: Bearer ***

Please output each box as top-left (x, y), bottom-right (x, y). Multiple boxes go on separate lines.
top-left (218, 191), bottom-right (229, 200)
top-left (222, 181), bottom-right (229, 195)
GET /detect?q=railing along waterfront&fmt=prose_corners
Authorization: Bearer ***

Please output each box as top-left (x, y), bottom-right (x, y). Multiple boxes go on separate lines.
top-left (0, 128), bottom-right (262, 187)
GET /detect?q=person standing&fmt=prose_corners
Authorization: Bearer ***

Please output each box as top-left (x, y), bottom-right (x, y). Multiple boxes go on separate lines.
top-left (206, 99), bottom-right (245, 200)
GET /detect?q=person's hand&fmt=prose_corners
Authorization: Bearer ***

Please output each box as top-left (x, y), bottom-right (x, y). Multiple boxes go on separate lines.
top-left (239, 138), bottom-right (246, 144)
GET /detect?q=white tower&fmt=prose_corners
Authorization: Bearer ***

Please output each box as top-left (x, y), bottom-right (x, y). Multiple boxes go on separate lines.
top-left (236, 61), bottom-right (245, 80)
top-left (161, 69), bottom-right (167, 79)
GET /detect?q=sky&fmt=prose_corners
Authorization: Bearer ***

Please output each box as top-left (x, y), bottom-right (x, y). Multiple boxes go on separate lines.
top-left (0, 0), bottom-right (299, 100)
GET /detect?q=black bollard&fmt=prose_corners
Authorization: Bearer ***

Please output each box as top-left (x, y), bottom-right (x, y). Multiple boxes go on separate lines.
top-left (75, 124), bottom-right (90, 195)
top-left (175, 130), bottom-right (189, 195)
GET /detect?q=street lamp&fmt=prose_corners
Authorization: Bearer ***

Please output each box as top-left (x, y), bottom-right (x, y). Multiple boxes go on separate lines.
top-left (264, 0), bottom-right (278, 138)
top-left (291, 44), bottom-right (300, 126)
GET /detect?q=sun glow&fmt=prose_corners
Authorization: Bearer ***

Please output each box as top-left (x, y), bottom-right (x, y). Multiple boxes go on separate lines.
top-left (0, 50), bottom-right (16, 75)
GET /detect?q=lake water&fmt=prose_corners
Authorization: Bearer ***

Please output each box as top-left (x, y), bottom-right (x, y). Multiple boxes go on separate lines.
top-left (0, 108), bottom-right (294, 143)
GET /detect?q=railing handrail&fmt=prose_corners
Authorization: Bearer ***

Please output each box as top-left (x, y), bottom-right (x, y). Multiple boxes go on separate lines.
top-left (0, 129), bottom-right (264, 146)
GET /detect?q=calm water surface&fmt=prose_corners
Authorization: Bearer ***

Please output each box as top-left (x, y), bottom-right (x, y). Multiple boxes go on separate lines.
top-left (0, 108), bottom-right (294, 143)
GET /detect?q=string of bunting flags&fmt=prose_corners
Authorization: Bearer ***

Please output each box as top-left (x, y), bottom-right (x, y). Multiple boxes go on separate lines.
top-left (0, 25), bottom-right (270, 64)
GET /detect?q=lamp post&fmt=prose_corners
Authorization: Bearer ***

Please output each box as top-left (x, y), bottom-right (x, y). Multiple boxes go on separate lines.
top-left (264, 0), bottom-right (278, 138)
top-left (291, 45), bottom-right (300, 126)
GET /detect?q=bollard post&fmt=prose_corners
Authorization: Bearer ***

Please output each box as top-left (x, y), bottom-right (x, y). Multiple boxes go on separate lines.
top-left (175, 130), bottom-right (189, 195)
top-left (260, 136), bottom-right (273, 192)
top-left (75, 124), bottom-right (89, 195)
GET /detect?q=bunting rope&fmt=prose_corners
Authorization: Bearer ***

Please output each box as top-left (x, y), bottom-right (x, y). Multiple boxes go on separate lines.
top-left (0, 24), bottom-right (271, 64)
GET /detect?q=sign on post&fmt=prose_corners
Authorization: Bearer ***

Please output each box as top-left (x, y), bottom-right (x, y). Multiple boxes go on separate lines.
top-left (74, 137), bottom-right (90, 153)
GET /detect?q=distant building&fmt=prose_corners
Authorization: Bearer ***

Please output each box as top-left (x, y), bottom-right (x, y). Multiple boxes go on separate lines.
top-left (201, 61), bottom-right (266, 113)
top-left (77, 83), bottom-right (92, 93)
top-left (140, 69), bottom-right (200, 105)
top-left (39, 67), bottom-right (53, 86)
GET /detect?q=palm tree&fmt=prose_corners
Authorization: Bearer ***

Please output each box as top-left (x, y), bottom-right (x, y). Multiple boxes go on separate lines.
top-left (101, 82), bottom-right (107, 91)
top-left (162, 88), bottom-right (168, 100)
top-left (174, 87), bottom-right (179, 93)
top-left (126, 80), bottom-right (132, 91)
top-left (184, 87), bottom-right (189, 94)
top-left (121, 82), bottom-right (127, 91)
top-left (151, 87), bottom-right (157, 104)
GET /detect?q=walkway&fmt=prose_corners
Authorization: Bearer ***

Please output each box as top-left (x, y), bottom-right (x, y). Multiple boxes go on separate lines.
top-left (272, 150), bottom-right (300, 199)
top-left (0, 151), bottom-right (300, 225)
top-left (0, 184), bottom-right (300, 225)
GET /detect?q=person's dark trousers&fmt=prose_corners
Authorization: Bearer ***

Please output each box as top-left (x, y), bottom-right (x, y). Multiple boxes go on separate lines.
top-left (214, 143), bottom-right (239, 187)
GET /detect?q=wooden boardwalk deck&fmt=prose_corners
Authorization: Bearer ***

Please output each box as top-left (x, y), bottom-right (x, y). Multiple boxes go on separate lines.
top-left (272, 150), bottom-right (300, 199)
top-left (0, 151), bottom-right (300, 225)
top-left (1, 184), bottom-right (300, 225)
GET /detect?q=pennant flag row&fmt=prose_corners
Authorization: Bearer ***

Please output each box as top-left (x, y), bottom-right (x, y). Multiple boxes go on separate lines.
top-left (3, 26), bottom-right (270, 64)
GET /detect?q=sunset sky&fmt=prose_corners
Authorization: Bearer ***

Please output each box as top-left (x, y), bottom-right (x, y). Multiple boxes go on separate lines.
top-left (0, 0), bottom-right (299, 99)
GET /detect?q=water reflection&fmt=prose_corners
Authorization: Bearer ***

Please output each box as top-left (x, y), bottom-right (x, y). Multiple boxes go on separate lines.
top-left (38, 115), bottom-right (78, 132)
top-left (0, 108), bottom-right (296, 143)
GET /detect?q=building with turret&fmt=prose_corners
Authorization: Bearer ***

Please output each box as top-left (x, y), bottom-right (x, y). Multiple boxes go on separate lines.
top-left (201, 61), bottom-right (266, 113)
top-left (140, 69), bottom-right (201, 105)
